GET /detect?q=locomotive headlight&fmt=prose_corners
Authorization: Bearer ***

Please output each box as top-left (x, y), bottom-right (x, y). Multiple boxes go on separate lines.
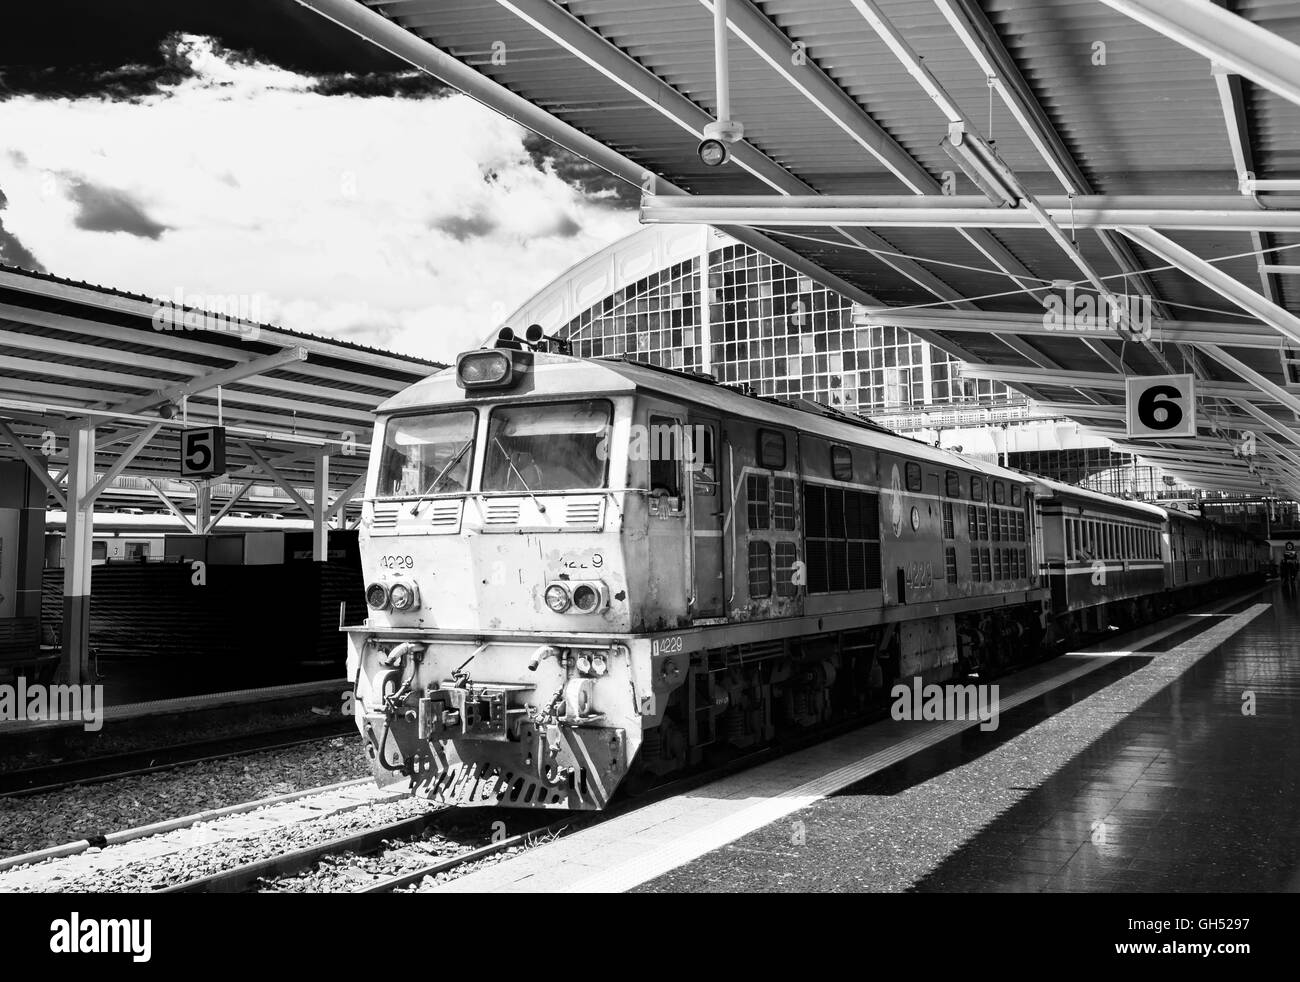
top-left (389, 582), bottom-right (419, 611)
top-left (575, 653), bottom-right (592, 674)
top-left (591, 654), bottom-right (609, 676)
top-left (572, 583), bottom-right (605, 612)
top-left (544, 583), bottom-right (571, 613)
top-left (365, 582), bottom-right (390, 610)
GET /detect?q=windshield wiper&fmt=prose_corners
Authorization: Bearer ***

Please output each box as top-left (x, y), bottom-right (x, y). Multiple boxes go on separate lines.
top-left (493, 436), bottom-right (546, 514)
top-left (409, 439), bottom-right (473, 515)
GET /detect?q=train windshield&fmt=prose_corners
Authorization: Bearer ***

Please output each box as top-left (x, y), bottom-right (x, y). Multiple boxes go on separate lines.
top-left (482, 400), bottom-right (611, 492)
top-left (376, 410), bottom-right (477, 498)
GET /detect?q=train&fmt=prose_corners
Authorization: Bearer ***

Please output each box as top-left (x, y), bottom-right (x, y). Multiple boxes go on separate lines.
top-left (345, 339), bottom-right (1269, 810)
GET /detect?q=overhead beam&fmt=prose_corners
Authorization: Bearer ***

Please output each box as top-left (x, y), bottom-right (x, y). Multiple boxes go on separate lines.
top-left (1098, 0), bottom-right (1300, 109)
top-left (82, 422), bottom-right (164, 506)
top-left (1121, 227), bottom-right (1300, 349)
top-left (641, 196), bottom-right (1300, 231)
top-left (241, 443), bottom-right (317, 519)
top-left (0, 418), bottom-right (67, 508)
top-left (853, 305), bottom-right (1279, 348)
top-left (147, 479), bottom-right (197, 533)
top-left (290, 0), bottom-right (922, 320)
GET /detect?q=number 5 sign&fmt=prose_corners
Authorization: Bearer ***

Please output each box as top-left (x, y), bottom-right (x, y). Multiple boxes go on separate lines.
top-left (181, 426), bottom-right (227, 478)
top-left (1126, 374), bottom-right (1196, 439)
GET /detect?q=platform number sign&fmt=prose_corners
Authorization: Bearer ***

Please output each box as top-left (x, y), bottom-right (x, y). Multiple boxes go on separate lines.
top-left (181, 426), bottom-right (227, 478)
top-left (1126, 374), bottom-right (1196, 439)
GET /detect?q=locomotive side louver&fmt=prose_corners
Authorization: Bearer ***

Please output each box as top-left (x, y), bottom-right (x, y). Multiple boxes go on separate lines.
top-left (485, 502), bottom-right (522, 525)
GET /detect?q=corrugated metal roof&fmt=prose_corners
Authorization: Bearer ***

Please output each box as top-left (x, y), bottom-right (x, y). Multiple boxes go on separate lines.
top-left (0, 264), bottom-right (443, 493)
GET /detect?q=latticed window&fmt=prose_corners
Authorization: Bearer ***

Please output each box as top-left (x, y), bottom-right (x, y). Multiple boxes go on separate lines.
top-left (748, 541), bottom-right (771, 598)
top-left (803, 483), bottom-right (881, 593)
top-left (945, 546), bottom-right (958, 584)
top-left (775, 541), bottom-right (798, 596)
top-left (772, 477), bottom-right (797, 530)
top-left (746, 474), bottom-right (770, 529)
top-left (942, 501), bottom-right (954, 539)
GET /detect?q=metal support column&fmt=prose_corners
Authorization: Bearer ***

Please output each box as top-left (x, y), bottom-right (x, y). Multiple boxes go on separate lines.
top-left (313, 454), bottom-right (329, 562)
top-left (61, 424), bottom-right (95, 685)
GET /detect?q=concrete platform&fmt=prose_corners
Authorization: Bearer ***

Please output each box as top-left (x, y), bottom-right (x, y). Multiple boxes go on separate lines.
top-left (438, 584), bottom-right (1294, 893)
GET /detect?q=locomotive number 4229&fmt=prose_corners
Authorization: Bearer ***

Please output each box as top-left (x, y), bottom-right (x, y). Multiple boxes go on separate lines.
top-left (380, 555), bottom-right (415, 570)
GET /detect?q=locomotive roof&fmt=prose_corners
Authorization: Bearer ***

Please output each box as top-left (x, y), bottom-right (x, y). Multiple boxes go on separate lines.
top-left (380, 351), bottom-right (1035, 483)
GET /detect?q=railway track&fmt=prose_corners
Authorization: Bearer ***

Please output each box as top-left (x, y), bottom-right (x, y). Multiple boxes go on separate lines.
top-left (0, 718), bottom-right (355, 797)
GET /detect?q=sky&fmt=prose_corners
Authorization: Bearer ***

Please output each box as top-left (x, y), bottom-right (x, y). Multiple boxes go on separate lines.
top-left (0, 0), bottom-right (642, 362)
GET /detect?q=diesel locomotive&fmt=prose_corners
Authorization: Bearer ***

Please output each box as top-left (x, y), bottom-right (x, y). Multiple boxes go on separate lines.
top-left (345, 342), bottom-right (1266, 810)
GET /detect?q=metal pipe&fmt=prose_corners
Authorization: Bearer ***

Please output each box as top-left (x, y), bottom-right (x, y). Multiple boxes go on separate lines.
top-left (713, 0), bottom-right (730, 123)
top-left (640, 200), bottom-right (1300, 232)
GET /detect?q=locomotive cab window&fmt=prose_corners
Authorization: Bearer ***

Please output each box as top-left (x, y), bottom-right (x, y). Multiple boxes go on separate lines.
top-left (758, 429), bottom-right (786, 469)
top-left (970, 477), bottom-right (985, 502)
top-left (830, 445), bottom-right (853, 481)
top-left (905, 462), bottom-right (923, 493)
top-left (992, 481), bottom-right (1006, 505)
top-left (378, 409), bottom-right (477, 498)
top-left (1010, 485), bottom-right (1022, 507)
top-left (483, 400), bottom-right (611, 493)
top-left (945, 470), bottom-right (961, 498)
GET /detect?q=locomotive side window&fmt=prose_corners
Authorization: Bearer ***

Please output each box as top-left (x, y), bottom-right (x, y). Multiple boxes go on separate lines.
top-left (945, 470), bottom-right (961, 498)
top-left (970, 477), bottom-right (985, 501)
top-left (1010, 485), bottom-right (1022, 507)
top-left (803, 483), bottom-right (881, 593)
top-left (378, 409), bottom-right (477, 498)
top-left (747, 474), bottom-right (771, 530)
top-left (647, 414), bottom-right (682, 497)
top-left (831, 445), bottom-right (853, 481)
top-left (992, 481), bottom-right (1006, 505)
top-left (748, 541), bottom-right (772, 598)
top-left (758, 429), bottom-right (786, 469)
top-left (905, 462), bottom-right (923, 492)
top-left (775, 542), bottom-right (799, 597)
top-left (772, 477), bottom-right (797, 530)
top-left (944, 546), bottom-right (958, 583)
top-left (942, 502), bottom-right (954, 539)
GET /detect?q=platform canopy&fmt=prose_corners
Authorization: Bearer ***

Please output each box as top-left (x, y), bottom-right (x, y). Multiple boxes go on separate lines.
top-left (296, 0), bottom-right (1300, 496)
top-left (0, 264), bottom-right (442, 683)
top-left (0, 264), bottom-right (440, 523)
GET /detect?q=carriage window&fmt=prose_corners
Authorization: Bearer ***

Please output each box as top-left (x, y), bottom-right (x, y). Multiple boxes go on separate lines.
top-left (378, 409), bottom-right (477, 498)
top-left (970, 477), bottom-right (985, 501)
top-left (758, 429), bottom-right (786, 469)
top-left (992, 481), bottom-right (1006, 505)
top-left (905, 462), bottom-right (923, 493)
top-left (831, 446), bottom-right (853, 482)
top-left (945, 471), bottom-right (961, 498)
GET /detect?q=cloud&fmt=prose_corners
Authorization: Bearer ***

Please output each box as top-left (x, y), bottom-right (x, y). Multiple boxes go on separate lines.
top-left (0, 186), bottom-right (45, 270)
top-left (0, 35), bottom-right (640, 361)
top-left (66, 179), bottom-right (171, 238)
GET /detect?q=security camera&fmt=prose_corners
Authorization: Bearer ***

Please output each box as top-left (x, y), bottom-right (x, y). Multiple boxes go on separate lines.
top-left (698, 138), bottom-right (729, 167)
top-left (698, 119), bottom-right (744, 167)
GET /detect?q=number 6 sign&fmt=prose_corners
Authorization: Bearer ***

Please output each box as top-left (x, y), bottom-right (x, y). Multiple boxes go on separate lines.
top-left (1126, 374), bottom-right (1196, 439)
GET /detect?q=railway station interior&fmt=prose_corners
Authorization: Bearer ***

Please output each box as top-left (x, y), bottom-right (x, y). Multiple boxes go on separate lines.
top-left (2, 0), bottom-right (1300, 909)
